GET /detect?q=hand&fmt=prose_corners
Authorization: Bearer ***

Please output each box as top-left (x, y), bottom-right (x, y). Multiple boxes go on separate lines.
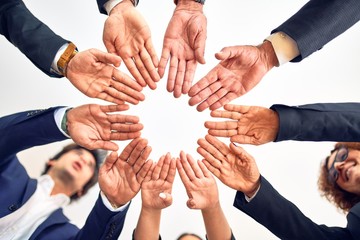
top-left (188, 41), bottom-right (278, 111)
top-left (158, 2), bottom-right (207, 98)
top-left (67, 104), bottom-right (143, 151)
top-left (205, 104), bottom-right (279, 145)
top-left (98, 138), bottom-right (153, 207)
top-left (103, 1), bottom-right (160, 89)
top-left (176, 151), bottom-right (219, 210)
top-left (66, 48), bottom-right (145, 105)
top-left (197, 135), bottom-right (260, 197)
top-left (141, 153), bottom-right (176, 210)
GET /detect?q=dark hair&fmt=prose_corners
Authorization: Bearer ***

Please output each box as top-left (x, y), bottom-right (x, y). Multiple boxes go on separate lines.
top-left (177, 233), bottom-right (202, 240)
top-left (318, 142), bottom-right (360, 212)
top-left (43, 143), bottom-right (107, 201)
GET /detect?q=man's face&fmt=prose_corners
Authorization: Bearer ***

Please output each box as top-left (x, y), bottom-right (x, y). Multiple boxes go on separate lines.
top-left (327, 148), bottom-right (360, 195)
top-left (48, 148), bottom-right (96, 196)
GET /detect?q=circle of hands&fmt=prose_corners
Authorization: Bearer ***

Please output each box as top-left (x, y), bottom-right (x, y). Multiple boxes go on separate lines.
top-left (66, 1), bottom-right (281, 213)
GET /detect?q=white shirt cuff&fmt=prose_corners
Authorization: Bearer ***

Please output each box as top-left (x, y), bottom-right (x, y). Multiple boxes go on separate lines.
top-left (100, 191), bottom-right (130, 212)
top-left (104, 0), bottom-right (123, 14)
top-left (54, 107), bottom-right (72, 138)
top-left (244, 183), bottom-right (261, 202)
top-left (265, 32), bottom-right (300, 66)
top-left (51, 43), bottom-right (69, 75)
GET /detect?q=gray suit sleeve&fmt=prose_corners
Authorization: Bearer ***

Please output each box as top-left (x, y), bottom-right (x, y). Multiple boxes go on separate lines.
top-left (272, 0), bottom-right (360, 62)
top-left (270, 103), bottom-right (360, 142)
top-left (0, 0), bottom-right (68, 77)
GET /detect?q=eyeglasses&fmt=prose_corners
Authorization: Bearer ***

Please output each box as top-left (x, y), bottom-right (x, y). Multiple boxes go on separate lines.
top-left (327, 147), bottom-right (349, 183)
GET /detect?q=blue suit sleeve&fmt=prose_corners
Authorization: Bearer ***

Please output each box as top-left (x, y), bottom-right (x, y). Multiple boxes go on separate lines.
top-left (0, 0), bottom-right (68, 77)
top-left (270, 103), bottom-right (360, 142)
top-left (233, 176), bottom-right (354, 240)
top-left (96, 0), bottom-right (109, 14)
top-left (272, 0), bottom-right (360, 62)
top-left (0, 107), bottom-right (67, 161)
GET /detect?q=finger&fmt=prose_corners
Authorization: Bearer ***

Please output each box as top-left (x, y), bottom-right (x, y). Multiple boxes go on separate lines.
top-left (143, 161), bottom-right (156, 182)
top-left (202, 160), bottom-right (221, 178)
top-left (112, 69), bottom-right (144, 93)
top-left (102, 151), bottom-right (118, 170)
top-left (132, 145), bottom-right (152, 173)
top-left (158, 47), bottom-right (170, 78)
top-left (194, 31), bottom-right (206, 65)
top-left (110, 132), bottom-right (142, 141)
top-left (166, 158), bottom-right (177, 184)
top-left (189, 79), bottom-right (222, 111)
top-left (197, 136), bottom-right (227, 161)
top-left (210, 109), bottom-right (242, 120)
top-left (152, 155), bottom-right (165, 180)
top-left (176, 157), bottom-right (190, 184)
top-left (92, 49), bottom-right (122, 67)
top-left (101, 104), bottom-right (129, 113)
top-left (167, 56), bottom-right (178, 93)
top-left (137, 159), bottom-right (154, 184)
top-left (207, 129), bottom-right (238, 138)
top-left (197, 146), bottom-right (222, 170)
top-left (142, 41), bottom-right (160, 82)
top-left (96, 92), bottom-right (125, 105)
top-left (118, 138), bottom-right (145, 162)
top-left (108, 113), bottom-right (140, 123)
top-left (205, 134), bottom-right (230, 156)
top-left (179, 151), bottom-right (197, 181)
top-left (173, 59), bottom-right (186, 98)
top-left (215, 47), bottom-right (238, 61)
top-left (209, 92), bottom-right (239, 111)
top-left (91, 140), bottom-right (119, 151)
top-left (188, 70), bottom-right (218, 97)
top-left (224, 104), bottom-right (250, 113)
top-left (159, 153), bottom-right (172, 180)
top-left (196, 86), bottom-right (228, 112)
top-left (182, 60), bottom-right (197, 95)
top-left (111, 122), bottom-right (144, 133)
top-left (197, 160), bottom-right (212, 178)
top-left (186, 153), bottom-right (204, 179)
top-left (134, 54), bottom-right (156, 90)
top-left (123, 57), bottom-right (146, 87)
top-left (204, 120), bottom-right (238, 131)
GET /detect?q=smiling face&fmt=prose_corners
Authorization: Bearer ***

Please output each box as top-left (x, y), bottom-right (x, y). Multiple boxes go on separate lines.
top-left (327, 148), bottom-right (360, 195)
top-left (47, 148), bottom-right (96, 196)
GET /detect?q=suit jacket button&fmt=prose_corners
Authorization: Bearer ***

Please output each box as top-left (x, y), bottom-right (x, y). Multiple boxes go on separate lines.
top-left (8, 204), bottom-right (18, 211)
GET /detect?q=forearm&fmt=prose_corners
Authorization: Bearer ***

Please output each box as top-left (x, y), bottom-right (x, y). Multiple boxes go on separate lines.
top-left (0, 0), bottom-right (67, 77)
top-left (134, 207), bottom-right (162, 240)
top-left (201, 203), bottom-right (232, 240)
top-left (272, 0), bottom-right (360, 62)
top-left (271, 103), bottom-right (360, 142)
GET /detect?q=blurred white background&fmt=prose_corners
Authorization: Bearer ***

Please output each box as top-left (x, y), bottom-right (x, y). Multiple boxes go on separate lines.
top-left (1, 0), bottom-right (360, 239)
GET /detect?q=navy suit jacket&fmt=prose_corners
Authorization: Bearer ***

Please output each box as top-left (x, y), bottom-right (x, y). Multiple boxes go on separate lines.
top-left (270, 103), bottom-right (360, 142)
top-left (0, 107), bottom-right (129, 240)
top-left (0, 0), bottom-right (67, 77)
top-left (272, 0), bottom-right (360, 62)
top-left (234, 176), bottom-right (360, 240)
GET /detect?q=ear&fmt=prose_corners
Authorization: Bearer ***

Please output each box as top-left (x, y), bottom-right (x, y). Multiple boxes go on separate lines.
top-left (47, 160), bottom-right (56, 167)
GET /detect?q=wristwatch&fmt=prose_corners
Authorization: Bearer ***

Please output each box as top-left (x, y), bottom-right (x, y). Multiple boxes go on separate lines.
top-left (174, 0), bottom-right (205, 5)
top-left (57, 42), bottom-right (78, 76)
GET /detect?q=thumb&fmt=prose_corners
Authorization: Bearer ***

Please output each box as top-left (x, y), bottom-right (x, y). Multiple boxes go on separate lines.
top-left (159, 192), bottom-right (173, 206)
top-left (186, 198), bottom-right (197, 209)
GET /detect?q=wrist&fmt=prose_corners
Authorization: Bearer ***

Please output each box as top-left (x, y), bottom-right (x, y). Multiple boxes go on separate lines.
top-left (110, 0), bottom-right (134, 15)
top-left (244, 178), bottom-right (261, 198)
top-left (258, 40), bottom-right (279, 69)
top-left (174, 0), bottom-right (204, 11)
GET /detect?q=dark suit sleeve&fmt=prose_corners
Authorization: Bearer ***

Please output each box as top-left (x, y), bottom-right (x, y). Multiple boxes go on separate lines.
top-left (272, 0), bottom-right (360, 62)
top-left (233, 176), bottom-right (353, 240)
top-left (96, 0), bottom-right (109, 14)
top-left (0, 0), bottom-right (68, 77)
top-left (270, 103), bottom-right (360, 142)
top-left (0, 107), bottom-right (67, 161)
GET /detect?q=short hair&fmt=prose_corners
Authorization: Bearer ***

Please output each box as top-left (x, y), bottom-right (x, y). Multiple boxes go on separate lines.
top-left (318, 142), bottom-right (360, 212)
top-left (43, 143), bottom-right (107, 201)
top-left (176, 233), bottom-right (203, 240)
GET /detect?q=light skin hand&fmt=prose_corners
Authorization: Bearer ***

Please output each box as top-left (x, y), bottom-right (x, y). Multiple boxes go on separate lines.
top-left (66, 48), bottom-right (145, 105)
top-left (67, 104), bottom-right (143, 151)
top-left (188, 41), bottom-right (278, 111)
top-left (197, 135), bottom-right (260, 197)
top-left (176, 151), bottom-right (219, 210)
top-left (158, 2), bottom-right (207, 98)
top-left (205, 104), bottom-right (279, 145)
top-left (98, 138), bottom-right (153, 207)
top-left (103, 1), bottom-right (160, 89)
top-left (141, 153), bottom-right (176, 210)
